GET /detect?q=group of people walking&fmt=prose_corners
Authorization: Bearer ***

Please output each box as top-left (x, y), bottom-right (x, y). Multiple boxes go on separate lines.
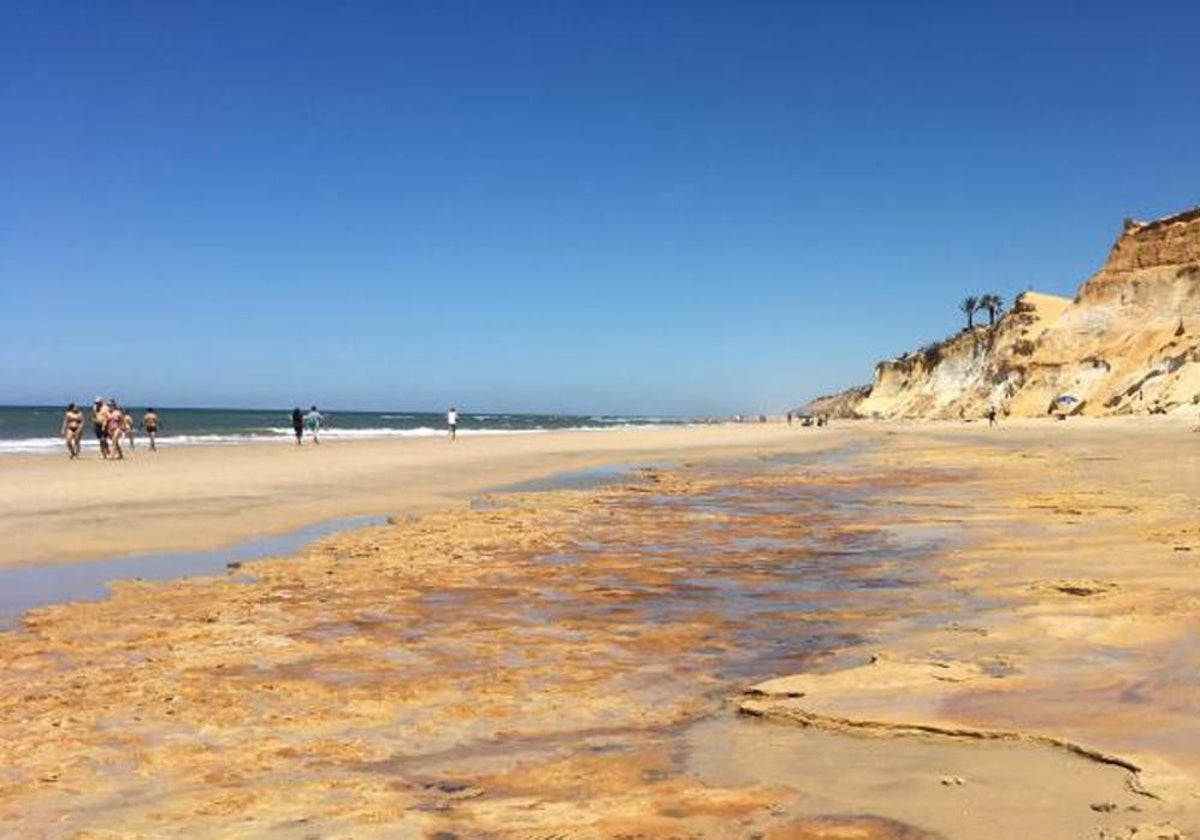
top-left (61, 399), bottom-right (159, 460)
top-left (61, 402), bottom-right (462, 458)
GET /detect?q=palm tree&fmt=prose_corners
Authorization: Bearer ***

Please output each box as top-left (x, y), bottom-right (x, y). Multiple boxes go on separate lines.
top-left (980, 293), bottom-right (1005, 326)
top-left (960, 296), bottom-right (979, 330)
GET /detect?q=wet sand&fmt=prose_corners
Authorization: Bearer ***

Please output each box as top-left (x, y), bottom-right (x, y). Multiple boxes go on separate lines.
top-left (3, 418), bottom-right (1200, 837)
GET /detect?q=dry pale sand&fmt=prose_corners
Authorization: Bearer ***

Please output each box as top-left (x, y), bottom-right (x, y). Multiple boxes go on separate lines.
top-left (0, 423), bottom-right (842, 567)
top-left (3, 418), bottom-right (1200, 838)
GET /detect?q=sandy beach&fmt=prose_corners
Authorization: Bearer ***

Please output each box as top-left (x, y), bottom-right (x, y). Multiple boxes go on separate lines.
top-left (3, 419), bottom-right (1200, 838)
top-left (0, 423), bottom-right (837, 567)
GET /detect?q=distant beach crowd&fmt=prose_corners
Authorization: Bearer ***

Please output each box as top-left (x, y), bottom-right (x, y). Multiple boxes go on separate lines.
top-left (60, 403), bottom-right (464, 458)
top-left (61, 399), bottom-right (159, 460)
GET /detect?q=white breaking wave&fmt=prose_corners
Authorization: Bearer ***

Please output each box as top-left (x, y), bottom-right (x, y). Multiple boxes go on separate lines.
top-left (276, 426), bottom-right (548, 439)
top-left (0, 422), bottom-right (689, 456)
top-left (0, 434), bottom-right (296, 455)
top-left (0, 427), bottom-right (545, 454)
top-left (0, 437), bottom-right (72, 455)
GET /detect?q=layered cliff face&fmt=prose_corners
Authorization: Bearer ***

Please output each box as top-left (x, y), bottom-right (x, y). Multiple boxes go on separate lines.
top-left (851, 207), bottom-right (1200, 420)
top-left (798, 385), bottom-right (871, 419)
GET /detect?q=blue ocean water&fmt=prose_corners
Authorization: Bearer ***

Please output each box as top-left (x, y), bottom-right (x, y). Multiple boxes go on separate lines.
top-left (0, 405), bottom-right (689, 455)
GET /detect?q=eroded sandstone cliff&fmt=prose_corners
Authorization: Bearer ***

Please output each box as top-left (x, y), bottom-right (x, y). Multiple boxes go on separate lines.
top-left (845, 206), bottom-right (1200, 420)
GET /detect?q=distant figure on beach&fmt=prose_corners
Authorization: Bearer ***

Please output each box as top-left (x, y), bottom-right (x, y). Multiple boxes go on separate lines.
top-left (304, 405), bottom-right (323, 445)
top-left (986, 406), bottom-right (997, 427)
top-left (92, 398), bottom-right (110, 459)
top-left (291, 407), bottom-right (304, 445)
top-left (61, 403), bottom-right (84, 459)
top-left (142, 408), bottom-right (159, 451)
top-left (106, 402), bottom-right (125, 460)
top-left (786, 411), bottom-right (793, 426)
top-left (121, 410), bottom-right (136, 449)
top-left (447, 407), bottom-right (458, 441)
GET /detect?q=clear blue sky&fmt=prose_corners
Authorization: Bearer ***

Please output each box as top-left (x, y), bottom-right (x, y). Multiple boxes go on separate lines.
top-left (3, 1), bottom-right (1198, 415)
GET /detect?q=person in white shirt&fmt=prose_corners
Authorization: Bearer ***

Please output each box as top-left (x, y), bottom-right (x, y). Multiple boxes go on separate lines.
top-left (447, 407), bottom-right (458, 441)
top-left (304, 406), bottom-right (324, 445)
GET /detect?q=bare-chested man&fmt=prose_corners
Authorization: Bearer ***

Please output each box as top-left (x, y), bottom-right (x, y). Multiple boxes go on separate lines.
top-left (61, 403), bottom-right (84, 459)
top-left (142, 408), bottom-right (160, 451)
top-left (92, 399), bottom-right (110, 459)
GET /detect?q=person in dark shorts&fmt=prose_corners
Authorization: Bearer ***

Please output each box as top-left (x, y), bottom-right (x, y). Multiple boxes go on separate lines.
top-left (447, 406), bottom-right (458, 441)
top-left (142, 408), bottom-right (160, 451)
top-left (91, 398), bottom-right (110, 459)
top-left (291, 407), bottom-right (304, 445)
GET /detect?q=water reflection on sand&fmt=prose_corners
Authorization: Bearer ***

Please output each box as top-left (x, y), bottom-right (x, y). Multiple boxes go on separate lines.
top-left (0, 450), bottom-right (1148, 837)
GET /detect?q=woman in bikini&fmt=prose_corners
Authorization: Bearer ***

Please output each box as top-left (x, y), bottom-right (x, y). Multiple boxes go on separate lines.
top-left (61, 403), bottom-right (84, 459)
top-left (105, 402), bottom-right (126, 460)
top-left (121, 410), bottom-right (136, 450)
